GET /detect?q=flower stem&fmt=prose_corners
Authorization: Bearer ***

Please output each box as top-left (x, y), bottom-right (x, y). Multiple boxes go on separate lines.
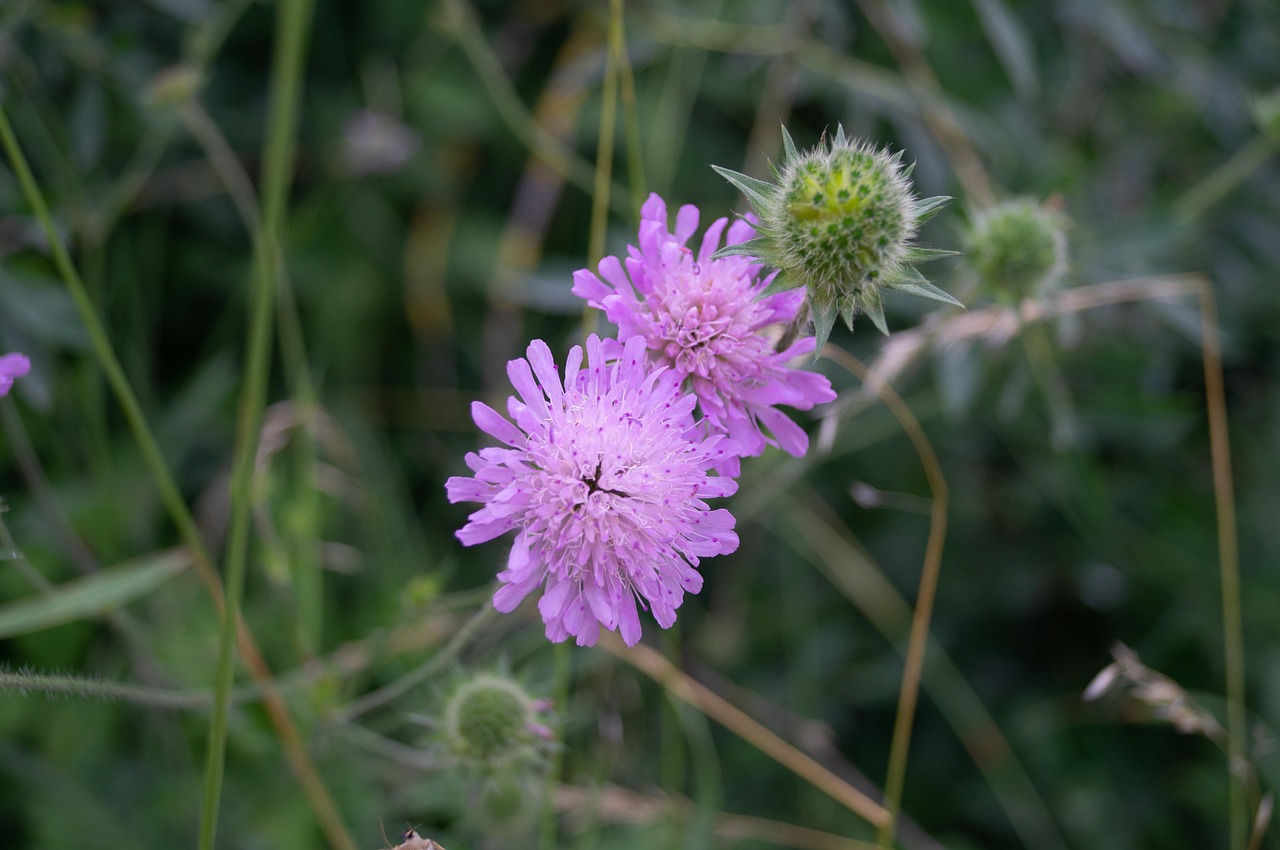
top-left (823, 345), bottom-right (949, 850)
top-left (588, 0), bottom-right (622, 269)
top-left (1175, 134), bottom-right (1279, 223)
top-left (1199, 284), bottom-right (1247, 850)
top-left (195, 0), bottom-right (326, 847)
top-left (0, 105), bottom-right (221, 623)
top-left (1, 90), bottom-right (353, 850)
top-left (541, 641), bottom-right (573, 850)
top-left (611, 0), bottom-right (647, 219)
top-left (600, 633), bottom-right (891, 831)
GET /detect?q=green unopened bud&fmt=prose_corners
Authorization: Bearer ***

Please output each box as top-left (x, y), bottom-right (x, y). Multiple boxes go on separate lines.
top-left (441, 673), bottom-right (552, 775)
top-left (713, 124), bottom-right (961, 351)
top-left (963, 198), bottom-right (1067, 302)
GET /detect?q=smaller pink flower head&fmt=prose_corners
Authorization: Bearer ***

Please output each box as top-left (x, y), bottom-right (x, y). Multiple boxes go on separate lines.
top-left (446, 335), bottom-right (740, 647)
top-left (0, 353), bottom-right (31, 397)
top-left (572, 194), bottom-right (835, 472)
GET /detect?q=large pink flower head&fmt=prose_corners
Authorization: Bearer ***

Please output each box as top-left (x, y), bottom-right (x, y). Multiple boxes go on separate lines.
top-left (446, 334), bottom-right (740, 647)
top-left (572, 193), bottom-right (836, 474)
top-left (0, 352), bottom-right (30, 397)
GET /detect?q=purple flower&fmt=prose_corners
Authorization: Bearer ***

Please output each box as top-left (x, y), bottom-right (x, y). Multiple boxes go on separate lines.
top-left (0, 352), bottom-right (30, 397)
top-left (572, 193), bottom-right (836, 474)
top-left (446, 335), bottom-right (740, 647)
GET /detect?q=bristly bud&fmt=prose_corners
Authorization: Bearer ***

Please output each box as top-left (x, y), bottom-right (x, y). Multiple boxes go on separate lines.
top-left (963, 197), bottom-right (1068, 302)
top-left (440, 673), bottom-right (553, 776)
top-left (712, 124), bottom-right (961, 352)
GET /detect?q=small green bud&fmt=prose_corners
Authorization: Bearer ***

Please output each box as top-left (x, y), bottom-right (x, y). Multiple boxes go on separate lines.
top-left (963, 198), bottom-right (1067, 302)
top-left (713, 124), bottom-right (960, 352)
top-left (440, 673), bottom-right (552, 775)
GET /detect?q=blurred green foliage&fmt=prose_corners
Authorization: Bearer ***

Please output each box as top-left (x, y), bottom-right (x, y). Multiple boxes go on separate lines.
top-left (2, 0), bottom-right (1280, 848)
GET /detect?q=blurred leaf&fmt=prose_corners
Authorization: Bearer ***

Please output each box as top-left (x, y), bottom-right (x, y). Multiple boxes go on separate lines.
top-left (0, 550), bottom-right (188, 639)
top-left (0, 269), bottom-right (91, 351)
top-left (71, 77), bottom-right (107, 170)
top-left (140, 0), bottom-right (214, 24)
top-left (968, 0), bottom-right (1038, 100)
top-left (933, 337), bottom-right (984, 418)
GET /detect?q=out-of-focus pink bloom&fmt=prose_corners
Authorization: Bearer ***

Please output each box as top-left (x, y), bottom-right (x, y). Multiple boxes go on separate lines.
top-left (0, 352), bottom-right (30, 397)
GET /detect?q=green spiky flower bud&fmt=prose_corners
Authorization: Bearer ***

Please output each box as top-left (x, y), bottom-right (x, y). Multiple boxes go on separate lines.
top-left (963, 198), bottom-right (1067, 302)
top-left (441, 673), bottom-right (552, 775)
top-left (713, 125), bottom-right (961, 352)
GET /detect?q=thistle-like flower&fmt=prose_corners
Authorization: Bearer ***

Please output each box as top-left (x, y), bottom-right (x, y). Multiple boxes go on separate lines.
top-left (963, 197), bottom-right (1068, 303)
top-left (572, 193), bottom-right (836, 474)
top-left (0, 352), bottom-right (30, 397)
top-left (446, 335), bottom-right (739, 647)
top-left (712, 125), bottom-right (960, 351)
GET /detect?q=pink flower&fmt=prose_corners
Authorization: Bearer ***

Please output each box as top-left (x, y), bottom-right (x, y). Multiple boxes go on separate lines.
top-left (446, 335), bottom-right (740, 647)
top-left (572, 194), bottom-right (836, 474)
top-left (0, 352), bottom-right (30, 397)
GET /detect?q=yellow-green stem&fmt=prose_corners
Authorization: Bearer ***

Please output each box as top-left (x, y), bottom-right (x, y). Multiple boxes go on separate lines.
top-left (1017, 317), bottom-right (1077, 450)
top-left (582, 1), bottom-right (622, 344)
top-left (0, 88), bottom-right (352, 850)
top-left (611, 0), bottom-right (647, 217)
top-left (600, 634), bottom-right (890, 830)
top-left (823, 345), bottom-right (948, 850)
top-left (195, 0), bottom-right (327, 848)
top-left (1199, 285), bottom-right (1247, 850)
top-left (440, 0), bottom-right (630, 215)
top-left (0, 103), bottom-right (221, 617)
top-left (541, 642), bottom-right (573, 850)
top-left (1175, 135), bottom-right (1279, 222)
top-left (180, 97), bottom-right (325, 653)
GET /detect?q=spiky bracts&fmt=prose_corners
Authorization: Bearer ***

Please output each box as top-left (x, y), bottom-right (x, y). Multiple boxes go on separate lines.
top-left (712, 125), bottom-right (960, 352)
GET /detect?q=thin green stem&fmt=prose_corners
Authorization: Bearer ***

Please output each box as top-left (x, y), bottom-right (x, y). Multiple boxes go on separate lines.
top-left (0, 667), bottom-right (215, 709)
top-left (579, 0), bottom-right (623, 342)
top-left (541, 642), bottom-right (573, 850)
top-left (851, 0), bottom-right (996, 206)
top-left (1175, 135), bottom-right (1279, 223)
top-left (0, 105), bottom-right (221, 591)
top-left (823, 345), bottom-right (949, 850)
top-left (180, 96), bottom-right (324, 652)
top-left (332, 604), bottom-right (498, 722)
top-left (195, 0), bottom-right (318, 844)
top-left (439, 0), bottom-right (631, 215)
top-left (589, 0), bottom-right (622, 269)
top-left (3, 28), bottom-right (351, 850)
top-left (0, 508), bottom-right (52, 594)
top-left (1016, 318), bottom-right (1077, 451)
top-left (611, 0), bottom-right (647, 217)
top-left (1199, 285), bottom-right (1247, 850)
top-left (660, 622), bottom-right (686, 845)
top-left (778, 487), bottom-right (1069, 850)
top-left (600, 634), bottom-right (890, 830)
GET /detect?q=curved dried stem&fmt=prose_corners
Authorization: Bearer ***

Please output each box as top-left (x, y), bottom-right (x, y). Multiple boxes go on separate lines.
top-left (598, 633), bottom-right (892, 832)
top-left (822, 345), bottom-right (947, 849)
top-left (851, 0), bottom-right (996, 206)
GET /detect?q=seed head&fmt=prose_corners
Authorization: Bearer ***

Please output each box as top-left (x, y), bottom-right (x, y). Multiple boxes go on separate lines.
top-left (963, 198), bottom-right (1068, 302)
top-left (713, 125), bottom-right (960, 352)
top-left (441, 673), bottom-right (552, 775)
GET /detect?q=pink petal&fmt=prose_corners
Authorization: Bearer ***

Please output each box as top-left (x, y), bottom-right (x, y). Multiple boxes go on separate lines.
top-left (471, 402), bottom-right (525, 447)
